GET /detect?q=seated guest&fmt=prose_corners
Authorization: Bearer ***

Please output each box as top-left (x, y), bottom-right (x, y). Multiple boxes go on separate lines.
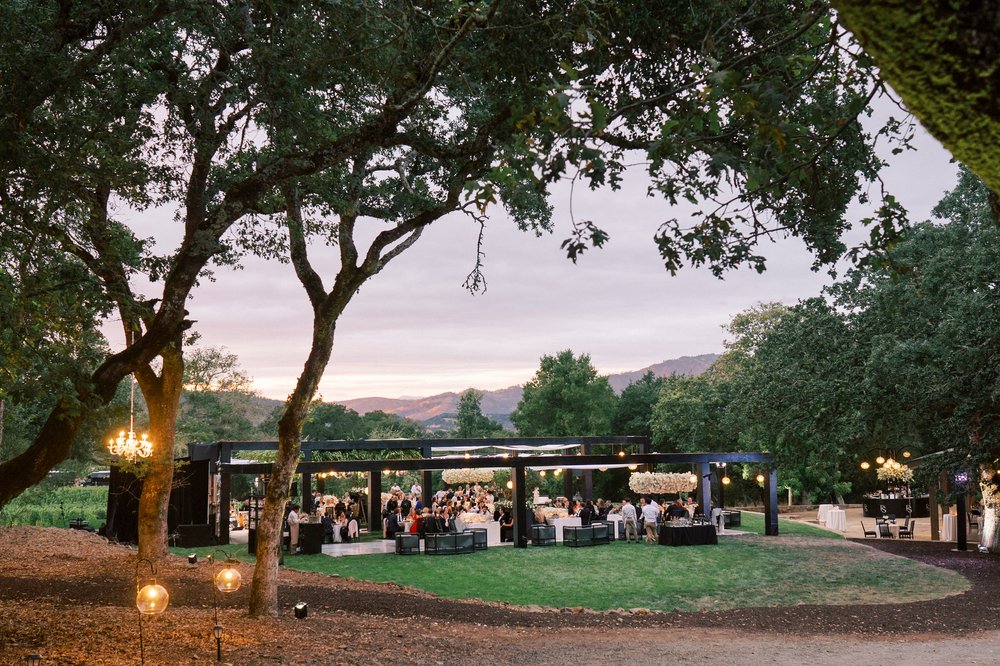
top-left (666, 498), bottom-right (689, 520)
top-left (499, 506), bottom-right (514, 542)
top-left (596, 499), bottom-right (610, 520)
top-left (321, 514), bottom-right (335, 544)
top-left (417, 508), bottom-right (432, 538)
top-left (579, 500), bottom-right (596, 526)
top-left (385, 507), bottom-right (403, 540)
top-left (346, 515), bottom-right (359, 542)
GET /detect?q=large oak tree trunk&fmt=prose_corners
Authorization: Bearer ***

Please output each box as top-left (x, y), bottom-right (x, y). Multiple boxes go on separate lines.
top-left (249, 312), bottom-right (339, 616)
top-left (135, 342), bottom-right (184, 562)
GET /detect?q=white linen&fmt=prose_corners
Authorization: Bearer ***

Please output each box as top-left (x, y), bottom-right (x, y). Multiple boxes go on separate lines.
top-left (942, 514), bottom-right (956, 541)
top-left (826, 508), bottom-right (847, 532)
top-left (817, 504), bottom-right (834, 525)
top-left (547, 516), bottom-right (582, 541)
top-left (468, 520), bottom-right (501, 546)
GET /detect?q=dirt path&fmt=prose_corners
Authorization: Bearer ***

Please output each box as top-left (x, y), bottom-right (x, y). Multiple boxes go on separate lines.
top-left (3, 527), bottom-right (1000, 664)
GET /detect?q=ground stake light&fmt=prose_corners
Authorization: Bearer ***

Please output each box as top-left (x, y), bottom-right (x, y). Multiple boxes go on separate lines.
top-left (207, 550), bottom-right (242, 662)
top-left (135, 558), bottom-right (168, 666)
top-left (25, 653), bottom-right (42, 665)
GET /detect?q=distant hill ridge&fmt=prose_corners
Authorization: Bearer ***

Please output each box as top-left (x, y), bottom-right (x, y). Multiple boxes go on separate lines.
top-left (335, 353), bottom-right (718, 426)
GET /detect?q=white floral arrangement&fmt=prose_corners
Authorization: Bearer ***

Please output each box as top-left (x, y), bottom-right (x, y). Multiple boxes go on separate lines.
top-left (628, 472), bottom-right (697, 495)
top-left (459, 512), bottom-right (491, 523)
top-left (876, 465), bottom-right (914, 484)
top-left (539, 507), bottom-right (568, 520)
top-left (442, 468), bottom-right (495, 485)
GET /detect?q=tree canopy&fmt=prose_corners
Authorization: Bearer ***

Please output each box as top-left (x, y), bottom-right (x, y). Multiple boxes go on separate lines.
top-left (512, 350), bottom-right (617, 437)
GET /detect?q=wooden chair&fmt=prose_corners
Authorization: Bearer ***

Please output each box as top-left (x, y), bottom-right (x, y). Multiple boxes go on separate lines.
top-left (861, 521), bottom-right (877, 539)
top-left (898, 519), bottom-right (914, 539)
top-left (969, 511), bottom-right (980, 532)
top-left (878, 522), bottom-right (893, 538)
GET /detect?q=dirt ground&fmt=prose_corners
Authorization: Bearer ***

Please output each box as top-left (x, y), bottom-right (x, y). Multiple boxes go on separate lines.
top-left (2, 526), bottom-right (999, 665)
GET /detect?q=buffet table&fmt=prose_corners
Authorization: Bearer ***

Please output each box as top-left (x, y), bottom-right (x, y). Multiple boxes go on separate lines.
top-left (658, 524), bottom-right (718, 547)
top-left (547, 516), bottom-right (582, 541)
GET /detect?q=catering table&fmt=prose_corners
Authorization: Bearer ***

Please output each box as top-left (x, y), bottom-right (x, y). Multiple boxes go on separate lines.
top-left (817, 504), bottom-right (834, 525)
top-left (942, 514), bottom-right (956, 542)
top-left (862, 495), bottom-right (930, 518)
top-left (826, 508), bottom-right (847, 532)
top-left (658, 524), bottom-right (718, 547)
top-left (547, 516), bottom-right (582, 541)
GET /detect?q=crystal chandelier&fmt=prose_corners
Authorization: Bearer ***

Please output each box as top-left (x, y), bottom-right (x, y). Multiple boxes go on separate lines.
top-left (108, 375), bottom-right (153, 463)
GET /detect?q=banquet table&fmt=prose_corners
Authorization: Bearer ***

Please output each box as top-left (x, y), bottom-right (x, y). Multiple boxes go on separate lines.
top-left (826, 508), bottom-right (847, 532)
top-left (547, 516), bottom-right (582, 541)
top-left (467, 520), bottom-right (501, 546)
top-left (817, 504), bottom-right (834, 525)
top-left (942, 514), bottom-right (956, 542)
top-left (605, 514), bottom-right (623, 539)
top-left (658, 524), bottom-right (718, 547)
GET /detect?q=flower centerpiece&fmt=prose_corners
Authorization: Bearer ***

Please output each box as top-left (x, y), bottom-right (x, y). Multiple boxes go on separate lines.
top-left (876, 464), bottom-right (913, 485)
top-left (628, 472), bottom-right (697, 495)
top-left (442, 468), bottom-right (495, 485)
top-left (539, 506), bottom-right (568, 520)
top-left (459, 512), bottom-right (491, 524)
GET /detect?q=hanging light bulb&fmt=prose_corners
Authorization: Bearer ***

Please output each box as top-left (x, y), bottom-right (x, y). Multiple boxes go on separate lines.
top-left (860, 461), bottom-right (871, 470)
top-left (108, 375), bottom-right (154, 463)
top-left (875, 456), bottom-right (885, 465)
top-left (755, 473), bottom-right (765, 484)
top-left (628, 465), bottom-right (638, 471)
top-left (539, 470), bottom-right (546, 477)
top-left (554, 468), bottom-right (562, 476)
top-left (721, 476), bottom-right (731, 486)
top-left (506, 480), bottom-right (513, 490)
top-left (617, 451), bottom-right (626, 458)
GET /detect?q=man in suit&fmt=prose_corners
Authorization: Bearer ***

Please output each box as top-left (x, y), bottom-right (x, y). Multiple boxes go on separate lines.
top-left (579, 500), bottom-right (596, 526)
top-left (385, 506), bottom-right (403, 540)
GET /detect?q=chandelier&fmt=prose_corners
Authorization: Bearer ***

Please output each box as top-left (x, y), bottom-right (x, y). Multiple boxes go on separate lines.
top-left (108, 375), bottom-right (153, 463)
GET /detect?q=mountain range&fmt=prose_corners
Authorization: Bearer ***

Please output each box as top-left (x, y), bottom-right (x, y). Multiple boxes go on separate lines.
top-left (335, 353), bottom-right (718, 430)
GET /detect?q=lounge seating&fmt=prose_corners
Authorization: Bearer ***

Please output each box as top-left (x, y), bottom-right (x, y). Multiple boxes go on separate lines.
top-left (722, 510), bottom-right (742, 528)
top-left (563, 524), bottom-right (611, 548)
top-left (531, 524), bottom-right (556, 546)
top-left (424, 531), bottom-right (475, 555)
top-left (395, 533), bottom-right (420, 555)
top-left (468, 528), bottom-right (489, 551)
top-left (590, 520), bottom-right (615, 542)
top-left (861, 521), bottom-right (877, 539)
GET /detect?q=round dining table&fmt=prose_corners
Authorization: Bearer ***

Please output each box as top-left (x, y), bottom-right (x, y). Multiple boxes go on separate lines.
top-left (826, 508), bottom-right (847, 532)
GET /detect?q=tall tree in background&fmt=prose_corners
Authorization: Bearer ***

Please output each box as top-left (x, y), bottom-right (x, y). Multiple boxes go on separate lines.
top-left (512, 351), bottom-right (617, 437)
top-left (455, 389), bottom-right (504, 438)
top-left (612, 372), bottom-right (666, 438)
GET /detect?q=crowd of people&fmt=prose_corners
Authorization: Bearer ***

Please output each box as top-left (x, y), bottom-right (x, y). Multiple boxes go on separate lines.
top-left (381, 481), bottom-right (517, 542)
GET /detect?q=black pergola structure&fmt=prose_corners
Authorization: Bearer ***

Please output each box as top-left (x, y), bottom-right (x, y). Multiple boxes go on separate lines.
top-left (210, 437), bottom-right (779, 548)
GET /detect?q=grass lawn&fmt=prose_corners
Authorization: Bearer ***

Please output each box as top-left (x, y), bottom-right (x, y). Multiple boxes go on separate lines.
top-left (173, 513), bottom-right (966, 613)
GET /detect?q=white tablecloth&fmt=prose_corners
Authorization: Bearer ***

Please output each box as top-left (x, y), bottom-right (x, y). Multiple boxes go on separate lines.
top-left (942, 514), bottom-right (956, 542)
top-left (605, 514), bottom-right (623, 538)
top-left (817, 504), bottom-right (834, 525)
top-left (548, 516), bottom-right (582, 541)
top-left (467, 520), bottom-right (501, 546)
top-left (826, 508), bottom-right (847, 532)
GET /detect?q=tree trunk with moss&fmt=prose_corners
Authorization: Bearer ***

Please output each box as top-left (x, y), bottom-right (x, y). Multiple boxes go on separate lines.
top-left (833, 2), bottom-right (1000, 193)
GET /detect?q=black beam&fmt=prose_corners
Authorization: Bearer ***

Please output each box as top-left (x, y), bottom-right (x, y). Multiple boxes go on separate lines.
top-left (513, 465), bottom-right (528, 548)
top-left (764, 468), bottom-right (779, 536)
top-left (957, 491), bottom-right (967, 551)
top-left (301, 449), bottom-right (312, 513)
top-left (699, 462), bottom-right (711, 519)
top-left (215, 436), bottom-right (650, 453)
top-left (367, 472), bottom-right (381, 536)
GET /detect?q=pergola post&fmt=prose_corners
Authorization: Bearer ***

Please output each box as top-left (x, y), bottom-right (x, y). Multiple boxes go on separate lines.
top-left (582, 444), bottom-right (593, 500)
top-left (301, 447), bottom-right (312, 513)
top-left (513, 464), bottom-right (528, 548)
top-left (764, 468), bottom-right (779, 536)
top-left (563, 467), bottom-right (573, 500)
top-left (929, 474), bottom-right (940, 540)
top-left (367, 471), bottom-right (382, 536)
top-left (699, 461), bottom-right (712, 519)
top-left (218, 442), bottom-right (232, 545)
top-left (957, 489), bottom-right (968, 551)
top-left (421, 446), bottom-right (433, 508)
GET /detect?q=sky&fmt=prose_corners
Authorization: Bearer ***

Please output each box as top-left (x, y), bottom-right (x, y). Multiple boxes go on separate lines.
top-left (107, 109), bottom-right (958, 402)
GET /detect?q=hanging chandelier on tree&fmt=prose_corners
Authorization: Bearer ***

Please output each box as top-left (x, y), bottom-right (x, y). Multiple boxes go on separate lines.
top-left (108, 375), bottom-right (153, 463)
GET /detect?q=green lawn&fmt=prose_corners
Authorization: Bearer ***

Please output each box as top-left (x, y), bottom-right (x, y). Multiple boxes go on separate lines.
top-left (738, 511), bottom-right (842, 538)
top-left (173, 514), bottom-right (965, 612)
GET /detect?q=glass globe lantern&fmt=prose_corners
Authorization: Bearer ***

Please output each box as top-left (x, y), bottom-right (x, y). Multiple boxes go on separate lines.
top-left (214, 562), bottom-right (242, 593)
top-left (875, 456), bottom-right (885, 465)
top-left (755, 473), bottom-right (765, 484)
top-left (721, 476), bottom-right (731, 486)
top-left (860, 461), bottom-right (871, 470)
top-left (136, 582), bottom-right (169, 615)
